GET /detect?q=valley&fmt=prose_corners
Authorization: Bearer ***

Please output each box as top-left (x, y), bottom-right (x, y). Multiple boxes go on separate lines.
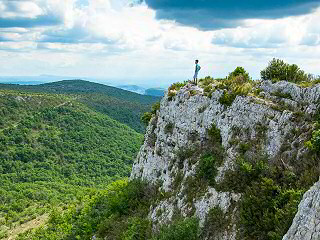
top-left (0, 81), bottom-right (160, 239)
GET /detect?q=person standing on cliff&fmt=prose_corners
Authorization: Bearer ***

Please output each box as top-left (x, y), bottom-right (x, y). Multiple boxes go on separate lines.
top-left (193, 59), bottom-right (201, 85)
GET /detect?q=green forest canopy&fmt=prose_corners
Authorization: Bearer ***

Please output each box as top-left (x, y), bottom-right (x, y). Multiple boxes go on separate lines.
top-left (0, 80), bottom-right (161, 133)
top-left (0, 90), bottom-right (144, 238)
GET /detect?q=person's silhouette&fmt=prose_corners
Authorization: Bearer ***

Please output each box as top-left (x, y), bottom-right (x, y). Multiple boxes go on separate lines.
top-left (193, 60), bottom-right (201, 85)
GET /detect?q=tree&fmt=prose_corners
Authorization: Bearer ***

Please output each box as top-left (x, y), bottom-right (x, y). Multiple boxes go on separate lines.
top-left (260, 58), bottom-right (308, 83)
top-left (228, 67), bottom-right (251, 81)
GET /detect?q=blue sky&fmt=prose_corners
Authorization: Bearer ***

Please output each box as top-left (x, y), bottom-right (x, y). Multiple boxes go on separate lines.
top-left (0, 0), bottom-right (319, 87)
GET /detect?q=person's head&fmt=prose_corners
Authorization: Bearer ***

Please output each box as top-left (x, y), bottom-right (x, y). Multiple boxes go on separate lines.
top-left (195, 60), bottom-right (199, 64)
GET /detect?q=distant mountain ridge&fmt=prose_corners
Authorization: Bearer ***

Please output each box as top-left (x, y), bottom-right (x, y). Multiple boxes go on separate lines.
top-left (118, 84), bottom-right (165, 96)
top-left (0, 81), bottom-right (45, 85)
top-left (0, 80), bottom-right (161, 133)
top-left (0, 75), bottom-right (77, 84)
top-left (145, 87), bottom-right (165, 96)
top-left (117, 85), bottom-right (146, 95)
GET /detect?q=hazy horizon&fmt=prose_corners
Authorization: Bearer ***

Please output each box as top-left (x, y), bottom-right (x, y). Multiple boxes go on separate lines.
top-left (0, 74), bottom-right (170, 88)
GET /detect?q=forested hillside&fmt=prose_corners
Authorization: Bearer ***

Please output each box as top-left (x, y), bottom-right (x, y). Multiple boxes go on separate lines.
top-left (0, 90), bottom-right (144, 239)
top-left (0, 80), bottom-right (161, 133)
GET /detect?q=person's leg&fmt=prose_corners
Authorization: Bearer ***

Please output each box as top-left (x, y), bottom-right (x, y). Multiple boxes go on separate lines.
top-left (195, 72), bottom-right (198, 85)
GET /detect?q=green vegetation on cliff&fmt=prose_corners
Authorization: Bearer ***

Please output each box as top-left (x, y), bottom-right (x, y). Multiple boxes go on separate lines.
top-left (260, 58), bottom-right (320, 84)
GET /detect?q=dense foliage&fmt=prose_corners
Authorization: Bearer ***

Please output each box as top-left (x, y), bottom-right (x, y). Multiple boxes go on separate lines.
top-left (228, 66), bottom-right (251, 81)
top-left (0, 90), bottom-right (143, 238)
top-left (0, 80), bottom-right (161, 133)
top-left (199, 67), bottom-right (254, 106)
top-left (140, 102), bottom-right (160, 126)
top-left (306, 129), bottom-right (320, 153)
top-left (153, 217), bottom-right (199, 240)
top-left (260, 58), bottom-right (316, 84)
top-left (17, 180), bottom-right (200, 240)
top-left (217, 139), bottom-right (319, 240)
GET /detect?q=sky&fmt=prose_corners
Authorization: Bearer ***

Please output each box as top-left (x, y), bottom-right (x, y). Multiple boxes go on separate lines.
top-left (0, 0), bottom-right (319, 87)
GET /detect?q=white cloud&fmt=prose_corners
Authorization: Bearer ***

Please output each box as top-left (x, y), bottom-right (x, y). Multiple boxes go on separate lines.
top-left (211, 8), bottom-right (320, 48)
top-left (0, 0), bottom-right (319, 86)
top-left (0, 41), bottom-right (37, 51)
top-left (0, 1), bottom-right (43, 18)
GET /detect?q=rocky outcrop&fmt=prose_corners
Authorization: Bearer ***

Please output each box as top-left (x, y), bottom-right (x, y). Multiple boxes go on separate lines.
top-left (131, 80), bottom-right (320, 239)
top-left (283, 179), bottom-right (320, 240)
top-left (259, 80), bottom-right (320, 115)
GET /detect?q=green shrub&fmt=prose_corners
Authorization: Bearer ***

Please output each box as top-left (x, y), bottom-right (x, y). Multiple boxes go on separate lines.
top-left (164, 122), bottom-right (174, 134)
top-left (309, 130), bottom-right (320, 153)
top-left (0, 231), bottom-right (8, 239)
top-left (168, 81), bottom-right (188, 101)
top-left (216, 151), bottom-right (314, 240)
top-left (153, 217), bottom-right (200, 240)
top-left (189, 90), bottom-right (197, 96)
top-left (238, 143), bottom-right (251, 155)
top-left (183, 175), bottom-right (207, 204)
top-left (172, 170), bottom-right (184, 190)
top-left (199, 76), bottom-right (214, 87)
top-left (239, 178), bottom-right (303, 240)
top-left (228, 67), bottom-right (251, 82)
top-left (176, 147), bottom-right (196, 169)
top-left (219, 91), bottom-right (236, 106)
top-left (95, 180), bottom-right (159, 239)
top-left (299, 75), bottom-right (320, 87)
top-left (147, 132), bottom-right (157, 147)
top-left (141, 101), bottom-right (160, 126)
top-left (141, 112), bottom-right (153, 126)
top-left (207, 124), bottom-right (222, 144)
top-left (168, 82), bottom-right (188, 92)
top-left (261, 58), bottom-right (309, 83)
top-left (151, 102), bottom-right (161, 114)
top-left (203, 85), bottom-right (212, 93)
top-left (216, 67), bottom-right (253, 105)
top-left (271, 91), bottom-right (293, 100)
top-left (216, 156), bottom-right (269, 193)
top-left (202, 206), bottom-right (229, 237)
top-left (168, 91), bottom-right (176, 101)
top-left (196, 154), bottom-right (219, 186)
top-left (233, 81), bottom-right (253, 96)
top-left (194, 125), bottom-right (224, 187)
top-left (121, 217), bottom-right (152, 240)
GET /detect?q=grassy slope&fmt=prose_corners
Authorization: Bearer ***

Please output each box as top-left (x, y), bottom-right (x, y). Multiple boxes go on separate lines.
top-left (0, 80), bottom-right (161, 133)
top-left (0, 90), bottom-right (144, 238)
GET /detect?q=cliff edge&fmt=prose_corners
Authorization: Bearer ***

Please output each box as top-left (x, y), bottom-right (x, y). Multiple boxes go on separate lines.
top-left (131, 79), bottom-right (320, 239)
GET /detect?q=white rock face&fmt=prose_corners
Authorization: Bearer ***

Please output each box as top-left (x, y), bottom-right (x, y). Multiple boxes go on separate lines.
top-left (131, 81), bottom-right (320, 238)
top-left (283, 179), bottom-right (320, 240)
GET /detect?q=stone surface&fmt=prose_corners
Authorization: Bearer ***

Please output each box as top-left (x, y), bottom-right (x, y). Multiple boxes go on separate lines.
top-left (283, 179), bottom-right (320, 240)
top-left (131, 81), bottom-right (320, 238)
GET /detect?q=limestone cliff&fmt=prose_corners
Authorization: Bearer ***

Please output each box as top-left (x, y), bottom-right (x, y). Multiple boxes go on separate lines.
top-left (131, 80), bottom-right (320, 239)
top-left (283, 179), bottom-right (320, 240)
